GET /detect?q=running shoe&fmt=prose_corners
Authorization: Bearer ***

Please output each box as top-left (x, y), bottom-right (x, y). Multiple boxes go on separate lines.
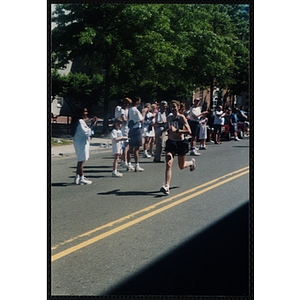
top-left (190, 158), bottom-right (196, 171)
top-left (79, 177), bottom-right (92, 185)
top-left (127, 165), bottom-right (135, 171)
top-left (74, 175), bottom-right (80, 185)
top-left (112, 171), bottom-right (123, 177)
top-left (190, 149), bottom-right (200, 156)
top-left (143, 153), bottom-right (152, 158)
top-left (135, 166), bottom-right (144, 172)
top-left (160, 184), bottom-right (170, 195)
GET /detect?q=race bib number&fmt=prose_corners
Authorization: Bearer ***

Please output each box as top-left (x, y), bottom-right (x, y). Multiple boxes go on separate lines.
top-left (169, 121), bottom-right (179, 129)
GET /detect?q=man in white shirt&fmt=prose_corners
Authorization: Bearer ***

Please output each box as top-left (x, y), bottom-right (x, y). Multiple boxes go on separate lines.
top-left (127, 96), bottom-right (147, 172)
top-left (214, 105), bottom-right (225, 144)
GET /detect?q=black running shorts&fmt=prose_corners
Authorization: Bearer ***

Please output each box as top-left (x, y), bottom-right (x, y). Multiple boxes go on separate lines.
top-left (165, 139), bottom-right (189, 156)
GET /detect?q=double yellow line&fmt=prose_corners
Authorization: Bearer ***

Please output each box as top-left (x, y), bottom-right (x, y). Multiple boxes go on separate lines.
top-left (51, 166), bottom-right (249, 262)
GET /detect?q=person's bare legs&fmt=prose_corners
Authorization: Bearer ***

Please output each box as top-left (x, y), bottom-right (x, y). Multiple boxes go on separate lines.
top-left (134, 146), bottom-right (139, 164)
top-left (178, 155), bottom-right (193, 170)
top-left (113, 154), bottom-right (119, 172)
top-left (165, 152), bottom-right (174, 186)
top-left (144, 137), bottom-right (149, 152)
top-left (121, 143), bottom-right (129, 164)
top-left (149, 137), bottom-right (155, 154)
top-left (76, 161), bottom-right (84, 176)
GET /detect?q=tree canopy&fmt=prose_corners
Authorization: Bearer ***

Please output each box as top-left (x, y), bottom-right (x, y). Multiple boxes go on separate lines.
top-left (51, 3), bottom-right (249, 130)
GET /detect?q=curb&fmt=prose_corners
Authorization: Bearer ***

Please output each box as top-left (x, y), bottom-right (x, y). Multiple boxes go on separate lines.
top-left (51, 145), bottom-right (112, 159)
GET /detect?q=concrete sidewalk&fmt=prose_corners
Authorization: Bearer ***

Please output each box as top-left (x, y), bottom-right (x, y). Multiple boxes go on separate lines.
top-left (51, 137), bottom-right (112, 158)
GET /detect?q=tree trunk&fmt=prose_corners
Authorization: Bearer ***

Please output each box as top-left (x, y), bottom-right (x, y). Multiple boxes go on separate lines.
top-left (102, 60), bottom-right (111, 134)
top-left (209, 80), bottom-right (214, 109)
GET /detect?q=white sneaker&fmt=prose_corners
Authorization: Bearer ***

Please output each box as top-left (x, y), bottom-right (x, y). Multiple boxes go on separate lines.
top-left (127, 165), bottom-right (135, 171)
top-left (122, 163), bottom-right (129, 168)
top-left (74, 175), bottom-right (80, 185)
top-left (190, 158), bottom-right (196, 171)
top-left (143, 153), bottom-right (151, 158)
top-left (80, 177), bottom-right (92, 185)
top-left (112, 171), bottom-right (123, 177)
top-left (160, 184), bottom-right (170, 195)
top-left (190, 149), bottom-right (200, 156)
top-left (135, 166), bottom-right (144, 172)
top-left (234, 137), bottom-right (240, 141)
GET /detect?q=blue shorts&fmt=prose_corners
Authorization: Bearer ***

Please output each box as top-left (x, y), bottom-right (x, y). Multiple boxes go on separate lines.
top-left (129, 127), bottom-right (142, 147)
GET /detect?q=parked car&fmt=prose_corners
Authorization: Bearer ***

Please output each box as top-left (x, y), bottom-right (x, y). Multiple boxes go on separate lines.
top-left (221, 116), bottom-right (245, 141)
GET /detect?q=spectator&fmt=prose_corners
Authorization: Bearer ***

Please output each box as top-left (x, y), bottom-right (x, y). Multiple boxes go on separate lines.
top-left (151, 103), bottom-right (158, 155)
top-left (199, 112), bottom-right (208, 149)
top-left (207, 108), bottom-right (215, 143)
top-left (179, 102), bottom-right (185, 115)
top-left (214, 105), bottom-right (226, 145)
top-left (154, 101), bottom-right (168, 163)
top-left (239, 105), bottom-right (249, 136)
top-left (160, 100), bottom-right (196, 195)
top-left (70, 107), bottom-right (93, 185)
top-left (111, 118), bottom-right (129, 177)
top-left (114, 99), bottom-right (123, 119)
top-left (230, 107), bottom-right (240, 141)
top-left (184, 104), bottom-right (191, 120)
top-left (152, 103), bottom-right (158, 114)
top-left (143, 103), bottom-right (155, 158)
top-left (189, 98), bottom-right (207, 155)
top-left (127, 96), bottom-right (147, 172)
top-left (119, 97), bottom-right (132, 168)
top-left (83, 107), bottom-right (98, 139)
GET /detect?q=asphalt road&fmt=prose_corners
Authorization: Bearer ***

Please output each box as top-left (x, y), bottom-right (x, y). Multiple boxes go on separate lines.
top-left (50, 137), bottom-right (251, 296)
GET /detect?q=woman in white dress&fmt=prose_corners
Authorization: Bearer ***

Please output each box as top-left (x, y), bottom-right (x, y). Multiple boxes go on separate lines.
top-left (71, 107), bottom-right (94, 185)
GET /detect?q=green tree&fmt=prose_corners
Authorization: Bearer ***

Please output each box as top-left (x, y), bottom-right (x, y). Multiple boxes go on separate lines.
top-left (52, 4), bottom-right (180, 131)
top-left (52, 4), bottom-right (249, 129)
top-left (51, 70), bottom-right (104, 106)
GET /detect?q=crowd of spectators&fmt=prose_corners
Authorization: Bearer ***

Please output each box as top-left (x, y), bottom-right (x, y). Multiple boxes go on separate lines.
top-left (70, 97), bottom-right (249, 186)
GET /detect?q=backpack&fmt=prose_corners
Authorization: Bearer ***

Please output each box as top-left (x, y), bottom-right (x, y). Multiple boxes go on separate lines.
top-left (128, 120), bottom-right (136, 129)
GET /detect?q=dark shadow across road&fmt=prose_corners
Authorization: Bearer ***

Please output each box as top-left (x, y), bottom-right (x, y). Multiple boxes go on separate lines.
top-left (105, 202), bottom-right (250, 296)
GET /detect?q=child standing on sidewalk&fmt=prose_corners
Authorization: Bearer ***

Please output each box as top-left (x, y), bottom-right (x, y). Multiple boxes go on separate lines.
top-left (111, 118), bottom-right (129, 177)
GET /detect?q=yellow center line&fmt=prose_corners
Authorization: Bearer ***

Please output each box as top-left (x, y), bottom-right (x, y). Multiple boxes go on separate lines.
top-left (51, 166), bottom-right (249, 251)
top-left (52, 168), bottom-right (249, 262)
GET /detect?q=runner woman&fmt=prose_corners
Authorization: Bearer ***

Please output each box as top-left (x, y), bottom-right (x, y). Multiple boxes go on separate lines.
top-left (160, 100), bottom-right (196, 195)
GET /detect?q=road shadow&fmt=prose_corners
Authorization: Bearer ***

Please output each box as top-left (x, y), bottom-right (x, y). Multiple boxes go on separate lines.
top-left (51, 182), bottom-right (71, 187)
top-left (97, 187), bottom-right (179, 198)
top-left (68, 166), bottom-right (112, 178)
top-left (75, 170), bottom-right (111, 174)
top-left (105, 202), bottom-right (250, 296)
top-left (69, 166), bottom-right (111, 169)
